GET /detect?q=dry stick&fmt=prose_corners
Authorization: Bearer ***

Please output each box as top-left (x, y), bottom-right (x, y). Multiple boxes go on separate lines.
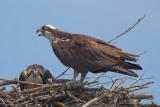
top-left (93, 14), bottom-right (146, 81)
top-left (127, 78), bottom-right (140, 88)
top-left (129, 94), bottom-right (153, 100)
top-left (129, 86), bottom-right (149, 93)
top-left (0, 92), bottom-right (22, 107)
top-left (42, 91), bottom-right (58, 106)
top-left (82, 97), bottom-right (98, 107)
top-left (108, 14), bottom-right (146, 44)
top-left (87, 73), bottom-right (107, 86)
top-left (2, 99), bottom-right (14, 105)
top-left (82, 79), bottom-right (125, 107)
top-left (130, 81), bottom-right (154, 89)
top-left (0, 78), bottom-right (44, 87)
top-left (141, 81), bottom-right (154, 86)
top-left (128, 82), bottom-right (154, 93)
top-left (86, 75), bottom-right (108, 79)
top-left (12, 86), bottom-right (20, 95)
top-left (121, 103), bottom-right (160, 107)
top-left (127, 76), bottom-right (153, 81)
top-left (86, 77), bottom-right (127, 88)
top-left (55, 67), bottom-right (70, 80)
top-left (127, 73), bottom-right (144, 88)
top-left (21, 83), bottom-right (64, 94)
top-left (4, 86), bottom-right (21, 97)
top-left (66, 90), bottom-right (85, 103)
top-left (110, 79), bottom-right (126, 91)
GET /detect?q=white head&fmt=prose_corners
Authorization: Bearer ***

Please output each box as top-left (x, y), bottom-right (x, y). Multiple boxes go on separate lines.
top-left (45, 25), bottom-right (57, 30)
top-left (36, 25), bottom-right (57, 42)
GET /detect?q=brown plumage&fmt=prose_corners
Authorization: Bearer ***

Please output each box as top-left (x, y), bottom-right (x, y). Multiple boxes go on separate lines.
top-left (19, 64), bottom-right (54, 90)
top-left (36, 25), bottom-right (142, 83)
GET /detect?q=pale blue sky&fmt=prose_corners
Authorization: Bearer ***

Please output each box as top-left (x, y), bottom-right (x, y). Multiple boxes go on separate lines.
top-left (0, 0), bottom-right (159, 103)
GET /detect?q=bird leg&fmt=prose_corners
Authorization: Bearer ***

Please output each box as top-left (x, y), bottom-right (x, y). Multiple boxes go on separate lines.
top-left (80, 72), bottom-right (88, 83)
top-left (72, 70), bottom-right (79, 82)
top-left (66, 70), bottom-right (79, 85)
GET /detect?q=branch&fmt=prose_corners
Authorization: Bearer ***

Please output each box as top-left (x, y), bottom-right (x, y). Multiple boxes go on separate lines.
top-left (0, 78), bottom-right (44, 87)
top-left (107, 14), bottom-right (146, 44)
top-left (21, 83), bottom-right (64, 94)
top-left (55, 67), bottom-right (70, 80)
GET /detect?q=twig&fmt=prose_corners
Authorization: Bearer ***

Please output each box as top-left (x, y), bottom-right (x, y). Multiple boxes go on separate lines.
top-left (110, 79), bottom-right (126, 91)
top-left (82, 97), bottom-right (98, 107)
top-left (127, 73), bottom-right (144, 88)
top-left (83, 79), bottom-right (126, 107)
top-left (129, 94), bottom-right (153, 100)
top-left (55, 67), bottom-right (70, 80)
top-left (0, 78), bottom-right (44, 86)
top-left (66, 90), bottom-right (85, 103)
top-left (0, 92), bottom-right (21, 107)
top-left (128, 86), bottom-right (149, 93)
top-left (107, 14), bottom-right (146, 44)
top-left (21, 83), bottom-right (64, 94)
top-left (86, 74), bottom-right (107, 79)
top-left (86, 77), bottom-right (127, 88)
top-left (91, 73), bottom-right (107, 83)
top-left (127, 78), bottom-right (140, 88)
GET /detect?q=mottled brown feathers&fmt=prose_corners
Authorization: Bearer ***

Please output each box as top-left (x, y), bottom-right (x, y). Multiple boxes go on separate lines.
top-left (50, 30), bottom-right (142, 77)
top-left (19, 64), bottom-right (54, 90)
top-left (37, 25), bottom-right (142, 82)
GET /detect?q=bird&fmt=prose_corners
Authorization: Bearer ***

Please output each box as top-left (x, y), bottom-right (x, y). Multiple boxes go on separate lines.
top-left (36, 25), bottom-right (142, 83)
top-left (19, 64), bottom-right (54, 90)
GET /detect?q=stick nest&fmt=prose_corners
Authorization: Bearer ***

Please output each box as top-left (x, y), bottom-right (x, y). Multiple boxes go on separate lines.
top-left (0, 76), bottom-right (159, 107)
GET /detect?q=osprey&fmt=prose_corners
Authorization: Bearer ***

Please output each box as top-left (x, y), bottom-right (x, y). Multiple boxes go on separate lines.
top-left (19, 64), bottom-right (54, 90)
top-left (36, 25), bottom-right (142, 83)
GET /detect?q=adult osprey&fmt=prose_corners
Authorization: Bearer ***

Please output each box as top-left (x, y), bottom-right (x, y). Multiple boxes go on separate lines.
top-left (36, 25), bottom-right (142, 83)
top-left (19, 64), bottom-right (54, 90)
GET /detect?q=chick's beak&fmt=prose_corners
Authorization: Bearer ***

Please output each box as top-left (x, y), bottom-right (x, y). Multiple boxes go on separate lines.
top-left (36, 29), bottom-right (43, 36)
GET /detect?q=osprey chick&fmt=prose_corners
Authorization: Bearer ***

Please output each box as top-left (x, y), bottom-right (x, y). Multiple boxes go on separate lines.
top-left (36, 25), bottom-right (142, 83)
top-left (19, 64), bottom-right (54, 90)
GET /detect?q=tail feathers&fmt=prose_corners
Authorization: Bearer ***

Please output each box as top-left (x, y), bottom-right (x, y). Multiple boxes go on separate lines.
top-left (113, 66), bottom-right (138, 77)
top-left (122, 62), bottom-right (142, 70)
top-left (119, 52), bottom-right (140, 62)
top-left (91, 66), bottom-right (139, 77)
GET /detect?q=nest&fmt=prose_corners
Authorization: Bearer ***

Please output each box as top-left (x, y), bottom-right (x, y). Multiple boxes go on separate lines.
top-left (0, 73), bottom-right (159, 107)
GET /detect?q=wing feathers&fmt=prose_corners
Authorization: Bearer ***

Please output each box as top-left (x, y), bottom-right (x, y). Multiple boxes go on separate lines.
top-left (52, 33), bottom-right (142, 77)
top-left (113, 66), bottom-right (138, 77)
top-left (122, 62), bottom-right (142, 70)
top-left (19, 71), bottom-right (27, 91)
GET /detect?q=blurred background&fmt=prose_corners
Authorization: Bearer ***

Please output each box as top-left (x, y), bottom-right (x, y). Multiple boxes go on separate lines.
top-left (0, 0), bottom-right (159, 103)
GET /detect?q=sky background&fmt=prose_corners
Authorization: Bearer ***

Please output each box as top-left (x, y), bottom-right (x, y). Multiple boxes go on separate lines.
top-left (0, 0), bottom-right (159, 103)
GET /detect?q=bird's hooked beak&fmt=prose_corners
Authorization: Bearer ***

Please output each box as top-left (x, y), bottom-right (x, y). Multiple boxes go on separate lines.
top-left (36, 28), bottom-right (43, 36)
